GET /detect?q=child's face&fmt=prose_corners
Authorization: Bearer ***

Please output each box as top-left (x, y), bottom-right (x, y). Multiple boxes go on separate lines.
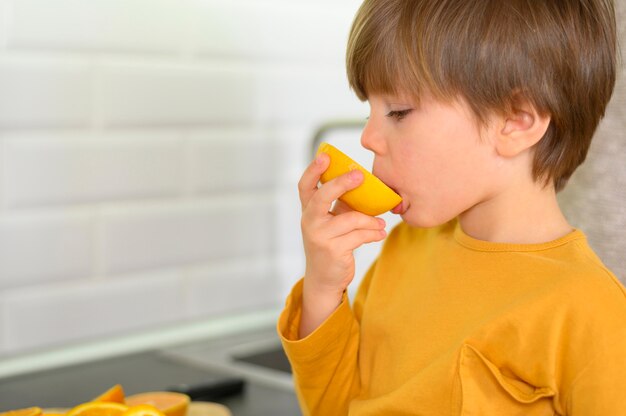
top-left (362, 92), bottom-right (505, 228)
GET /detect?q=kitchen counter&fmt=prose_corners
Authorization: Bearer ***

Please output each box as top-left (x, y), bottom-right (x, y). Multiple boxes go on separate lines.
top-left (0, 326), bottom-right (301, 415)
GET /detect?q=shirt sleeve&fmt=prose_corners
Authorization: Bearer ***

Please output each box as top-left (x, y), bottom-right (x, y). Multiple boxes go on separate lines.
top-left (566, 326), bottom-right (626, 414)
top-left (276, 263), bottom-right (377, 416)
top-left (564, 270), bottom-right (626, 415)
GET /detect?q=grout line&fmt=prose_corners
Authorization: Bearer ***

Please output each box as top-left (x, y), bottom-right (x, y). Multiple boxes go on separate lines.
top-left (180, 130), bottom-right (194, 199)
top-left (91, 56), bottom-right (105, 133)
top-left (0, 136), bottom-right (6, 212)
top-left (91, 206), bottom-right (105, 280)
top-left (179, 0), bottom-right (195, 62)
top-left (0, 307), bottom-right (281, 379)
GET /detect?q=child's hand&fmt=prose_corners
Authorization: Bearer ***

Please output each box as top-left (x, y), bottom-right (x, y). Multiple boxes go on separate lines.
top-left (297, 152), bottom-right (387, 338)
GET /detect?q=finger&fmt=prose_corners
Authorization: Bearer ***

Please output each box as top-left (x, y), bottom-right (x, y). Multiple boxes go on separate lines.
top-left (322, 211), bottom-right (385, 237)
top-left (334, 228), bottom-right (387, 252)
top-left (298, 153), bottom-right (330, 209)
top-left (308, 170), bottom-right (364, 216)
top-left (330, 199), bottom-right (353, 215)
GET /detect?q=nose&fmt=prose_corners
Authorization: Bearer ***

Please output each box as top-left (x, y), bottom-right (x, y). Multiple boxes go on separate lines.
top-left (360, 117), bottom-right (384, 155)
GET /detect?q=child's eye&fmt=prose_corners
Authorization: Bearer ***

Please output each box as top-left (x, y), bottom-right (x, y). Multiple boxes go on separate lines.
top-left (386, 109), bottom-right (412, 121)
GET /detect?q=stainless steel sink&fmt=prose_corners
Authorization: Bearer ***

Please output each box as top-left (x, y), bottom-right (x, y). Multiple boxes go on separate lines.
top-left (160, 326), bottom-right (294, 391)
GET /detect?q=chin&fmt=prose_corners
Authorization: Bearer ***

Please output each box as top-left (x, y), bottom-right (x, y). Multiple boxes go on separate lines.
top-left (401, 208), bottom-right (457, 229)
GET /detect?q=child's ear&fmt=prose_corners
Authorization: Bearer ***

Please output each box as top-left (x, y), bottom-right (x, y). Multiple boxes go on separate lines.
top-left (494, 95), bottom-right (551, 158)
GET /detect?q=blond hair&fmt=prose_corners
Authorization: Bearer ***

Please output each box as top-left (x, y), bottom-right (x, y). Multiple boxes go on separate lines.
top-left (346, 0), bottom-right (618, 191)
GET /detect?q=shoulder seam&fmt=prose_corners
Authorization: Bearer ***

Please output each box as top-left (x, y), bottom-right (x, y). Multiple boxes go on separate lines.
top-left (574, 240), bottom-right (626, 301)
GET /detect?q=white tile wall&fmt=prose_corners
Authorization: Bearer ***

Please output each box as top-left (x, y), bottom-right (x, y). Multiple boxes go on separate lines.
top-left (257, 65), bottom-right (365, 125)
top-left (0, 0), bottom-right (366, 356)
top-left (185, 257), bottom-right (279, 318)
top-left (187, 130), bottom-right (279, 194)
top-left (191, 1), bottom-right (358, 63)
top-left (2, 131), bottom-right (184, 208)
top-left (101, 195), bottom-right (274, 275)
top-left (7, 0), bottom-right (187, 54)
top-left (99, 62), bottom-right (260, 127)
top-left (0, 270), bottom-right (185, 353)
top-left (0, 210), bottom-right (93, 290)
top-left (0, 56), bottom-right (92, 128)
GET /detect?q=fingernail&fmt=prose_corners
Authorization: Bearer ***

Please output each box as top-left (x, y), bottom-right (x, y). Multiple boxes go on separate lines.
top-left (315, 154), bottom-right (325, 165)
top-left (377, 218), bottom-right (386, 227)
top-left (349, 170), bottom-right (363, 181)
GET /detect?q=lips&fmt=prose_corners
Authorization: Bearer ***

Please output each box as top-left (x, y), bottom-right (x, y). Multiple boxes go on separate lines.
top-left (391, 200), bottom-right (404, 214)
top-left (383, 182), bottom-right (405, 215)
top-left (373, 170), bottom-right (405, 215)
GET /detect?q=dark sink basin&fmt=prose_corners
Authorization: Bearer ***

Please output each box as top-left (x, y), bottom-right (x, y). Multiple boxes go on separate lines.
top-left (232, 345), bottom-right (291, 374)
top-left (0, 348), bottom-right (300, 415)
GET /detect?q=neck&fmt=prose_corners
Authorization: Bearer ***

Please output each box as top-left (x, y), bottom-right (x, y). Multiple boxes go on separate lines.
top-left (459, 178), bottom-right (573, 244)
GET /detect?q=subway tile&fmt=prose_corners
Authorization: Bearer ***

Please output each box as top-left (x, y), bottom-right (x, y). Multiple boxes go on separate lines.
top-left (276, 253), bottom-right (305, 303)
top-left (0, 270), bottom-right (184, 353)
top-left (101, 195), bottom-right (275, 275)
top-left (274, 182), bottom-right (303, 257)
top-left (0, 210), bottom-right (93, 290)
top-left (7, 0), bottom-right (186, 53)
top-left (2, 131), bottom-right (184, 208)
top-left (271, 127), bottom-right (312, 184)
top-left (191, 0), bottom-right (357, 64)
top-left (187, 130), bottom-right (279, 194)
top-left (185, 257), bottom-right (281, 318)
top-left (99, 62), bottom-right (257, 127)
top-left (0, 56), bottom-right (91, 128)
top-left (257, 65), bottom-right (368, 125)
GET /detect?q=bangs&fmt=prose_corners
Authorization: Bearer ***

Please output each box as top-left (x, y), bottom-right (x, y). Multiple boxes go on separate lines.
top-left (346, 0), bottom-right (433, 103)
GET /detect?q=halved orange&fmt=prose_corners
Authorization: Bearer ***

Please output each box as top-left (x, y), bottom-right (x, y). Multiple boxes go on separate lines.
top-left (93, 385), bottom-right (126, 404)
top-left (66, 402), bottom-right (129, 416)
top-left (124, 392), bottom-right (189, 416)
top-left (42, 408), bottom-right (69, 415)
top-left (0, 408), bottom-right (42, 416)
top-left (317, 142), bottom-right (402, 216)
top-left (121, 405), bottom-right (165, 416)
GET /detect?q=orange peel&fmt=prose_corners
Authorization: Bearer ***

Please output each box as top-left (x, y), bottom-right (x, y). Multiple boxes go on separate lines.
top-left (66, 402), bottom-right (128, 416)
top-left (93, 385), bottom-right (125, 404)
top-left (124, 392), bottom-right (189, 416)
top-left (121, 405), bottom-right (165, 416)
top-left (0, 408), bottom-right (42, 416)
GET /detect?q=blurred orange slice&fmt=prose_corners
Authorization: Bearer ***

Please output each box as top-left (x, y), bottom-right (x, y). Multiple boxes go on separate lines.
top-left (125, 393), bottom-right (189, 416)
top-left (66, 402), bottom-right (128, 416)
top-left (317, 142), bottom-right (402, 216)
top-left (93, 385), bottom-right (125, 404)
top-left (121, 405), bottom-right (165, 416)
top-left (0, 408), bottom-right (42, 416)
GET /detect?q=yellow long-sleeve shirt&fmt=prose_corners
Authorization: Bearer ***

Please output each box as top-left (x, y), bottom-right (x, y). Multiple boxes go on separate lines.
top-left (277, 219), bottom-right (626, 415)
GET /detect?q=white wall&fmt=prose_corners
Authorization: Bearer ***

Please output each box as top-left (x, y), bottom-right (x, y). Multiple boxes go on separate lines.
top-left (0, 0), bottom-right (367, 356)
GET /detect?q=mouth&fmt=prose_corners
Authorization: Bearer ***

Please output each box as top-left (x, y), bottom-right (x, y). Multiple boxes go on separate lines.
top-left (373, 170), bottom-right (407, 215)
top-left (391, 201), bottom-right (404, 215)
top-left (385, 184), bottom-right (406, 215)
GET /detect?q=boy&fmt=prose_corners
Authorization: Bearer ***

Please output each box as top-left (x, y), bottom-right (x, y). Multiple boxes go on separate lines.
top-left (278, 0), bottom-right (625, 414)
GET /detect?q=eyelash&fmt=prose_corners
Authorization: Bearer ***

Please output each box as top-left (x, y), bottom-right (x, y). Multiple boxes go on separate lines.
top-left (386, 109), bottom-right (412, 121)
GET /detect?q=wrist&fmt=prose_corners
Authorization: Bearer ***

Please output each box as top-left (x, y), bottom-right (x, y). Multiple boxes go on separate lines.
top-left (303, 277), bottom-right (345, 306)
top-left (299, 277), bottom-right (345, 339)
